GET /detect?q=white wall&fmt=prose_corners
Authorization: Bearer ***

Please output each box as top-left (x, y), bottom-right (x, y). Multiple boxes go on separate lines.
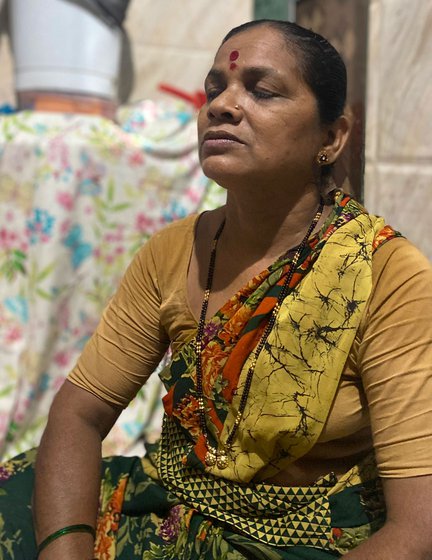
top-left (364, 0), bottom-right (432, 259)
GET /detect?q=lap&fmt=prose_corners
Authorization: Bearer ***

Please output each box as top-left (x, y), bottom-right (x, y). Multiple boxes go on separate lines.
top-left (0, 449), bottom-right (346, 559)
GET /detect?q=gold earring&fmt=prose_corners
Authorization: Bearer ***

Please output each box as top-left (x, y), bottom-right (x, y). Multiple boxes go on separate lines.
top-left (316, 149), bottom-right (329, 165)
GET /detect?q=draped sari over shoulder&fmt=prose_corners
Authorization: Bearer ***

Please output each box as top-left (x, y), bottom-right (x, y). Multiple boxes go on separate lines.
top-left (0, 194), bottom-right (400, 559)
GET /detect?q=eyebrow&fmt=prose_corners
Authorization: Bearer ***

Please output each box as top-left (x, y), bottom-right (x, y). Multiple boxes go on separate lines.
top-left (205, 66), bottom-right (281, 83)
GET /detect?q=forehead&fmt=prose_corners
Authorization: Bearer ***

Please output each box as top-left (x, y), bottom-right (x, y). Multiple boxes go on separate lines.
top-left (214, 26), bottom-right (301, 74)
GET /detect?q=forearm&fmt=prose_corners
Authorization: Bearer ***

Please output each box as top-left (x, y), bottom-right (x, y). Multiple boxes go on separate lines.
top-left (344, 521), bottom-right (432, 559)
top-left (33, 383), bottom-right (119, 560)
top-left (34, 409), bottom-right (101, 559)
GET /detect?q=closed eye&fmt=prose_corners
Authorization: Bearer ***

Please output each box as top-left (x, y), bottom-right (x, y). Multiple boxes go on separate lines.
top-left (206, 85), bottom-right (279, 102)
top-left (251, 89), bottom-right (278, 100)
top-left (246, 77), bottom-right (281, 101)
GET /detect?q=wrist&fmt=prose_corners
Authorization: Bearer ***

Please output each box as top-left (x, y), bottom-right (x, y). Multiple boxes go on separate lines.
top-left (37, 526), bottom-right (95, 560)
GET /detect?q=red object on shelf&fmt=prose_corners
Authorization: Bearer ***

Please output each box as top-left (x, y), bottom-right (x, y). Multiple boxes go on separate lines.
top-left (158, 83), bottom-right (207, 110)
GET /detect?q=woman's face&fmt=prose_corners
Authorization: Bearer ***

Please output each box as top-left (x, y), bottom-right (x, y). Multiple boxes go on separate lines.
top-left (198, 25), bottom-right (327, 189)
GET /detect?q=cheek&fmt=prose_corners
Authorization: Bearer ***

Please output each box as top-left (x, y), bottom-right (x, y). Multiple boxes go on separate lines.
top-left (279, 113), bottom-right (322, 146)
top-left (197, 107), bottom-right (208, 140)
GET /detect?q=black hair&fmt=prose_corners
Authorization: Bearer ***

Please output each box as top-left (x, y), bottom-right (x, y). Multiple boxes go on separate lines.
top-left (222, 20), bottom-right (347, 125)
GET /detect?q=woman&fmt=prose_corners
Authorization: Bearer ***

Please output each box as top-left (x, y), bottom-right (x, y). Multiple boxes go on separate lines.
top-left (1, 20), bottom-right (432, 560)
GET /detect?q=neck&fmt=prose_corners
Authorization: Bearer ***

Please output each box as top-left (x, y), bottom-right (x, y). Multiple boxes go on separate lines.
top-left (221, 182), bottom-right (327, 260)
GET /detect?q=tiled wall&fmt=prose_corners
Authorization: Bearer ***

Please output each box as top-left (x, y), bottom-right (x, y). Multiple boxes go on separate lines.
top-left (364, 0), bottom-right (432, 260)
top-left (0, 0), bottom-right (253, 105)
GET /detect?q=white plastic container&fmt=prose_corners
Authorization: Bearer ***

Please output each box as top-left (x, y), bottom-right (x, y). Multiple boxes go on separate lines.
top-left (9, 0), bottom-right (122, 99)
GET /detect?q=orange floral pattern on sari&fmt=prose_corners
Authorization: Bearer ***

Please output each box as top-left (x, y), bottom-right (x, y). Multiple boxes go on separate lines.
top-left (94, 474), bottom-right (128, 559)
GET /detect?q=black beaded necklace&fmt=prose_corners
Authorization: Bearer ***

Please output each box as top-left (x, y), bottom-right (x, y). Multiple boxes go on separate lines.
top-left (195, 199), bottom-right (324, 469)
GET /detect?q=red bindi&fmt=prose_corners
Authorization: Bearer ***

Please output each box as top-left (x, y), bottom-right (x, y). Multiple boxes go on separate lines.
top-left (229, 50), bottom-right (239, 70)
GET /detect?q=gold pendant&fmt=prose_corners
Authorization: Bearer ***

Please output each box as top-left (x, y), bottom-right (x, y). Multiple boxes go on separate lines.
top-left (205, 447), bottom-right (217, 467)
top-left (216, 450), bottom-right (229, 469)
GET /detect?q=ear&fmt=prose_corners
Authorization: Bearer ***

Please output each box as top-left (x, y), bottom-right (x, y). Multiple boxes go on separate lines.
top-left (320, 113), bottom-right (351, 163)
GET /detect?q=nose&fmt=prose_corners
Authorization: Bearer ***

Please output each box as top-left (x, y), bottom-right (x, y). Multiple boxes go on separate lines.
top-left (207, 91), bottom-right (241, 122)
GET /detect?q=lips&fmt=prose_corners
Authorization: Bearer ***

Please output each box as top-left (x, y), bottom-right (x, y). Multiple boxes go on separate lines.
top-left (202, 130), bottom-right (244, 144)
top-left (200, 130), bottom-right (245, 157)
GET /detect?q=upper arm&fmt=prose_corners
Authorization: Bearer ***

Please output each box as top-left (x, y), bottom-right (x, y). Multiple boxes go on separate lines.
top-left (342, 475), bottom-right (432, 558)
top-left (383, 475), bottom-right (432, 526)
top-left (381, 475), bottom-right (432, 555)
top-left (49, 380), bottom-right (122, 439)
top-left (359, 238), bottom-right (432, 478)
top-left (67, 237), bottom-right (170, 408)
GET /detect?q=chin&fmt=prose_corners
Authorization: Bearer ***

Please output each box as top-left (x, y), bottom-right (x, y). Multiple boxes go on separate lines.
top-left (201, 159), bottom-right (245, 189)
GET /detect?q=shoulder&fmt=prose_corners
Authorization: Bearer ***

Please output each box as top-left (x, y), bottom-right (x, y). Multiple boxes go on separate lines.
top-left (126, 214), bottom-right (200, 296)
top-left (371, 236), bottom-right (432, 297)
top-left (151, 213), bottom-right (200, 246)
top-left (134, 213), bottom-right (199, 266)
top-left (361, 236), bottom-right (432, 334)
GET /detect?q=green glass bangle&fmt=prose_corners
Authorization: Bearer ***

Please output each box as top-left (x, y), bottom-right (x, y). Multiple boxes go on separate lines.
top-left (36, 523), bottom-right (96, 557)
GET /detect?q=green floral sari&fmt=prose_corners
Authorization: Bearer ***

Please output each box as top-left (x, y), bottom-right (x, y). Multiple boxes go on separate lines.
top-left (0, 194), bottom-right (399, 559)
top-left (0, 448), bottom-right (385, 559)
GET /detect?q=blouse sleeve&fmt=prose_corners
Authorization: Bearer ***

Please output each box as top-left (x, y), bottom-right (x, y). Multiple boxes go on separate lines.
top-left (67, 235), bottom-right (170, 408)
top-left (358, 237), bottom-right (432, 478)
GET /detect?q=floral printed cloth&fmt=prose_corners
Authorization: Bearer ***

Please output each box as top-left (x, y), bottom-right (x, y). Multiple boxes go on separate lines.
top-left (0, 100), bottom-right (226, 460)
top-left (1, 447), bottom-right (381, 559)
